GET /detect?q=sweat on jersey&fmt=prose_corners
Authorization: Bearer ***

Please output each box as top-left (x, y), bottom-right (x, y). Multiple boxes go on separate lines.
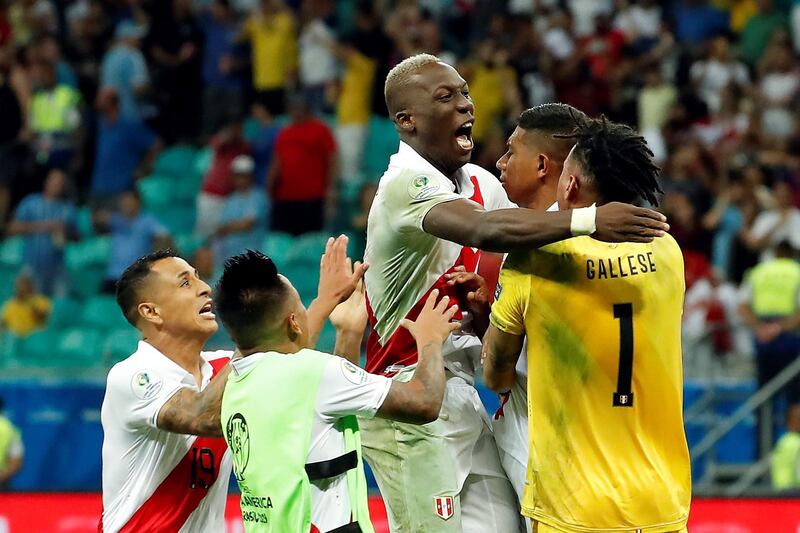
top-left (99, 341), bottom-right (233, 533)
top-left (363, 141), bottom-right (514, 379)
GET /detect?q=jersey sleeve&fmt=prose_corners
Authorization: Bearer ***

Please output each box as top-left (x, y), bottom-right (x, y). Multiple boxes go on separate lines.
top-left (489, 257), bottom-right (531, 336)
top-left (384, 170), bottom-right (461, 232)
top-left (106, 365), bottom-right (190, 431)
top-left (315, 357), bottom-right (392, 422)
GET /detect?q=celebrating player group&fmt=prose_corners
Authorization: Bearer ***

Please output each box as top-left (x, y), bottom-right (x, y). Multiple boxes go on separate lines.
top-left (99, 54), bottom-right (690, 533)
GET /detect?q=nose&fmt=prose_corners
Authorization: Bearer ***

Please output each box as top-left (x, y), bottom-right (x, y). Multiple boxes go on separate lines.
top-left (457, 93), bottom-right (474, 115)
top-left (198, 279), bottom-right (212, 296)
top-left (496, 152), bottom-right (508, 172)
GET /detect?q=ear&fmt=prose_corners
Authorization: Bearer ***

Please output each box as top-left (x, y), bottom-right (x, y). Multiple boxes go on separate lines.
top-left (394, 110), bottom-right (414, 134)
top-left (565, 175), bottom-right (580, 203)
top-left (536, 154), bottom-right (548, 178)
top-left (137, 302), bottom-right (163, 327)
top-left (286, 312), bottom-right (303, 342)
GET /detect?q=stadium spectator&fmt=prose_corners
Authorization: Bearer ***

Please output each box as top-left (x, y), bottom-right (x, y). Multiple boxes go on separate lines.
top-left (613, 0), bottom-right (662, 52)
top-left (98, 190), bottom-right (170, 292)
top-left (28, 58), bottom-right (81, 171)
top-left (672, 0), bottom-right (729, 47)
top-left (36, 34), bottom-right (77, 89)
top-left (690, 35), bottom-right (750, 114)
top-left (743, 181), bottom-right (800, 261)
top-left (297, 0), bottom-right (337, 114)
top-left (0, 271), bottom-right (50, 337)
top-left (0, 396), bottom-right (23, 491)
top-left (248, 102), bottom-right (281, 187)
top-left (213, 154), bottom-right (268, 268)
top-left (99, 20), bottom-right (150, 123)
top-left (241, 0), bottom-right (297, 116)
top-left (0, 45), bottom-right (25, 228)
top-left (90, 88), bottom-right (160, 200)
top-left (755, 40), bottom-right (800, 141)
top-left (739, 240), bottom-right (800, 454)
top-left (7, 168), bottom-right (77, 296)
top-left (192, 245), bottom-right (217, 285)
top-left (196, 118), bottom-right (250, 238)
top-left (269, 94), bottom-right (336, 235)
top-left (145, 0), bottom-right (203, 143)
top-left (771, 406), bottom-right (800, 490)
top-left (199, 0), bottom-right (247, 138)
top-left (740, 0), bottom-right (788, 66)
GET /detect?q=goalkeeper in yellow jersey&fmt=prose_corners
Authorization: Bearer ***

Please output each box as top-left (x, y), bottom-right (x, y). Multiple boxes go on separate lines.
top-left (482, 115), bottom-right (691, 533)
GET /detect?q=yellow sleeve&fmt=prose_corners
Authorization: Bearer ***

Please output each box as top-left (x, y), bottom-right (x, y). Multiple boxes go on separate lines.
top-left (34, 296), bottom-right (52, 315)
top-left (489, 261), bottom-right (530, 336)
top-left (243, 16), bottom-right (254, 39)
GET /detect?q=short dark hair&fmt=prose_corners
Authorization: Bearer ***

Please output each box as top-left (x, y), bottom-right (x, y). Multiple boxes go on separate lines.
top-left (214, 250), bottom-right (290, 348)
top-left (116, 249), bottom-right (180, 326)
top-left (557, 115), bottom-right (663, 206)
top-left (518, 103), bottom-right (588, 135)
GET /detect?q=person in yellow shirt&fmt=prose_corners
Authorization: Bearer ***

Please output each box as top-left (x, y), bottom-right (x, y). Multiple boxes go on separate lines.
top-left (0, 396), bottom-right (23, 491)
top-left (1, 272), bottom-right (51, 337)
top-left (241, 0), bottom-right (298, 115)
top-left (483, 116), bottom-right (691, 533)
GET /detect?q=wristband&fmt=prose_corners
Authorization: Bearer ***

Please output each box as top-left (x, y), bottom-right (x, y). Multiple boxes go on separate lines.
top-left (570, 204), bottom-right (597, 236)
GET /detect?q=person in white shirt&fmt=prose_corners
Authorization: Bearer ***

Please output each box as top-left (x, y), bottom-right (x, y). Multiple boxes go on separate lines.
top-left (100, 236), bottom-right (365, 533)
top-left (360, 53), bottom-right (669, 532)
top-left (215, 249), bottom-right (460, 532)
top-left (744, 181), bottom-right (800, 262)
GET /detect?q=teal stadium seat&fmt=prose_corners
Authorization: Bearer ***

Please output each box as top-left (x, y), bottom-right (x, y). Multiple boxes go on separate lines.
top-left (363, 116), bottom-right (398, 182)
top-left (55, 328), bottom-right (102, 367)
top-left (65, 236), bottom-right (111, 269)
top-left (0, 265), bottom-right (17, 301)
top-left (153, 146), bottom-right (198, 178)
top-left (15, 329), bottom-right (58, 366)
top-left (76, 206), bottom-right (95, 238)
top-left (82, 296), bottom-right (129, 331)
top-left (159, 206), bottom-right (196, 234)
top-left (0, 236), bottom-right (23, 267)
top-left (284, 261), bottom-right (321, 305)
top-left (175, 233), bottom-right (205, 257)
top-left (137, 176), bottom-right (176, 209)
top-left (49, 297), bottom-right (81, 329)
top-left (262, 232), bottom-right (295, 266)
top-left (316, 322), bottom-right (337, 354)
top-left (284, 232), bottom-right (329, 265)
top-left (102, 328), bottom-right (141, 365)
top-left (193, 147), bottom-right (213, 177)
top-left (67, 266), bottom-right (105, 299)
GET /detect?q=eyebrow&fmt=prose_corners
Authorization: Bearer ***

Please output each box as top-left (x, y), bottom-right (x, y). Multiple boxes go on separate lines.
top-left (432, 81), bottom-right (469, 93)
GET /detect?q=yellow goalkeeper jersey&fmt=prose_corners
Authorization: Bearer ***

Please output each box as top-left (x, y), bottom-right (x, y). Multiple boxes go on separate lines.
top-left (489, 234), bottom-right (691, 532)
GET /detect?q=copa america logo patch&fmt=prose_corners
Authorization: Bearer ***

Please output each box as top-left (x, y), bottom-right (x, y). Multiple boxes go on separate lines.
top-left (433, 495), bottom-right (454, 520)
top-left (494, 282), bottom-right (502, 301)
top-left (130, 370), bottom-right (163, 400)
top-left (226, 413), bottom-right (250, 481)
top-left (408, 175), bottom-right (440, 200)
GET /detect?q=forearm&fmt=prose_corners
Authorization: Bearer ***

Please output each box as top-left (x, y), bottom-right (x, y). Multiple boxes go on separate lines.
top-left (333, 328), bottom-right (363, 364)
top-left (779, 311), bottom-right (800, 332)
top-left (738, 303), bottom-right (760, 329)
top-left (406, 341), bottom-right (446, 419)
top-left (424, 205), bottom-right (573, 253)
top-left (156, 365), bottom-right (231, 437)
top-left (306, 298), bottom-right (336, 347)
top-left (482, 328), bottom-right (521, 392)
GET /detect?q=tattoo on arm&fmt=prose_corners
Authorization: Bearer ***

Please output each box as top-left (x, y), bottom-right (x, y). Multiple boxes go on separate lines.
top-left (156, 365), bottom-right (231, 437)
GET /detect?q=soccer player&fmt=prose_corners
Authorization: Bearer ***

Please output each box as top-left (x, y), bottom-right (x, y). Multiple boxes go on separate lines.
top-left (483, 116), bottom-right (691, 532)
top-left (214, 251), bottom-right (459, 532)
top-left (447, 103), bottom-right (588, 508)
top-left (361, 53), bottom-right (670, 531)
top-left (100, 236), bottom-right (364, 532)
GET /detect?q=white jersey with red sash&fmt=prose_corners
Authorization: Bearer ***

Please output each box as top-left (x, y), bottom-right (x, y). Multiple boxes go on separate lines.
top-left (100, 341), bottom-right (232, 533)
top-left (364, 141), bottom-right (514, 380)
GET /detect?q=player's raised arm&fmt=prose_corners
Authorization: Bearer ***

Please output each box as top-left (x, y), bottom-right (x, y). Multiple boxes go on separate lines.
top-left (423, 200), bottom-right (669, 253)
top-left (156, 364), bottom-right (231, 437)
top-left (376, 290), bottom-right (460, 424)
top-left (306, 234), bottom-right (369, 347)
top-left (329, 279), bottom-right (368, 365)
top-left (482, 325), bottom-right (524, 393)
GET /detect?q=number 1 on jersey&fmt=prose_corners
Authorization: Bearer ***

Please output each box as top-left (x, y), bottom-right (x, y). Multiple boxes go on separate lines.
top-left (613, 303), bottom-right (634, 408)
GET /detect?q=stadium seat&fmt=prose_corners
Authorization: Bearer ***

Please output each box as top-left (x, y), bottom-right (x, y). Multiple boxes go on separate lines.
top-left (49, 297), bottom-right (81, 329)
top-left (137, 176), bottom-right (175, 209)
top-left (193, 147), bottom-right (213, 177)
top-left (159, 206), bottom-right (196, 234)
top-left (284, 261), bottom-right (321, 305)
top-left (102, 328), bottom-right (140, 365)
top-left (284, 232), bottom-right (329, 265)
top-left (316, 322), bottom-right (337, 354)
top-left (0, 236), bottom-right (23, 267)
top-left (82, 296), bottom-right (129, 331)
top-left (175, 233), bottom-right (205, 257)
top-left (262, 232), bottom-right (295, 266)
top-left (15, 329), bottom-right (59, 366)
top-left (55, 328), bottom-right (102, 367)
top-left (76, 206), bottom-right (95, 238)
top-left (0, 332), bottom-right (21, 366)
top-left (65, 236), bottom-right (111, 269)
top-left (0, 265), bottom-right (17, 301)
top-left (153, 145), bottom-right (198, 178)
top-left (67, 265), bottom-right (106, 299)
top-left (363, 116), bottom-right (399, 179)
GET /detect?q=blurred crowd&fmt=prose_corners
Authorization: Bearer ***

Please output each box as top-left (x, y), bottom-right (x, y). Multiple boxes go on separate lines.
top-left (1, 0), bottom-right (800, 380)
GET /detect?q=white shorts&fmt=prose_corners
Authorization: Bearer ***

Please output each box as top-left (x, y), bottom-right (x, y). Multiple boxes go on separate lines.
top-left (491, 372), bottom-right (529, 505)
top-left (360, 369), bottom-right (524, 532)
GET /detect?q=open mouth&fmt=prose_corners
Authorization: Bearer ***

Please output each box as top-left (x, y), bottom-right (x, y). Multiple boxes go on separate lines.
top-left (199, 301), bottom-right (215, 319)
top-left (455, 121), bottom-right (474, 152)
